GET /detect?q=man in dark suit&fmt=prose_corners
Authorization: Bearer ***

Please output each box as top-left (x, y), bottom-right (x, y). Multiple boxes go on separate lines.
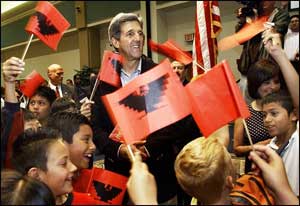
top-left (47, 64), bottom-right (74, 99)
top-left (91, 12), bottom-right (201, 204)
top-left (171, 60), bottom-right (190, 86)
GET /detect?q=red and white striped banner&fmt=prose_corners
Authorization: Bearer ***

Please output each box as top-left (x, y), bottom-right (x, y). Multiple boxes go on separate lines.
top-left (193, 1), bottom-right (222, 76)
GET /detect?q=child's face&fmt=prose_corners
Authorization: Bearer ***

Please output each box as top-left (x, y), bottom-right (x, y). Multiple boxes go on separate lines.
top-left (258, 76), bottom-right (280, 98)
top-left (29, 95), bottom-right (51, 122)
top-left (262, 102), bottom-right (296, 137)
top-left (67, 124), bottom-right (96, 169)
top-left (38, 140), bottom-right (77, 197)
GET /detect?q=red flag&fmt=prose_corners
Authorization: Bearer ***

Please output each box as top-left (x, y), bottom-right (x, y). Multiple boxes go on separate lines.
top-left (148, 39), bottom-right (192, 65)
top-left (218, 16), bottom-right (268, 51)
top-left (109, 125), bottom-right (125, 143)
top-left (185, 60), bottom-right (250, 137)
top-left (74, 168), bottom-right (128, 205)
top-left (193, 1), bottom-right (222, 75)
top-left (98, 50), bottom-right (123, 88)
top-left (102, 59), bottom-right (191, 144)
top-left (72, 191), bottom-right (102, 204)
top-left (19, 70), bottom-right (45, 98)
top-left (25, 1), bottom-right (70, 51)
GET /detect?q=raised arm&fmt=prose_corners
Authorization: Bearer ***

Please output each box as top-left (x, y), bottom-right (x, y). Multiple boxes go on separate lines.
top-left (263, 31), bottom-right (299, 118)
top-left (2, 57), bottom-right (25, 103)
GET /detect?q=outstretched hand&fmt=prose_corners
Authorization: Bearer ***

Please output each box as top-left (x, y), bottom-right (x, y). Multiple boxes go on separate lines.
top-left (127, 152), bottom-right (158, 205)
top-left (248, 145), bottom-right (299, 205)
top-left (2, 57), bottom-right (25, 82)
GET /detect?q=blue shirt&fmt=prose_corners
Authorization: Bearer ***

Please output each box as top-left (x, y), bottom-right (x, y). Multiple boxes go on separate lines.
top-left (120, 58), bottom-right (142, 86)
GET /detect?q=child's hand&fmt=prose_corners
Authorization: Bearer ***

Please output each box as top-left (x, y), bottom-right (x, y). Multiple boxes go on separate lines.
top-left (80, 97), bottom-right (94, 120)
top-left (127, 152), bottom-right (158, 205)
top-left (2, 57), bottom-right (25, 82)
top-left (262, 30), bottom-right (284, 58)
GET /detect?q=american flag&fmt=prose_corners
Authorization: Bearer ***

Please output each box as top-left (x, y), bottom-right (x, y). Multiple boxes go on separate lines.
top-left (192, 1), bottom-right (222, 76)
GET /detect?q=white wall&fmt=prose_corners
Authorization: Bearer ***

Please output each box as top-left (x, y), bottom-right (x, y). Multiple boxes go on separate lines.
top-left (2, 49), bottom-right (80, 84)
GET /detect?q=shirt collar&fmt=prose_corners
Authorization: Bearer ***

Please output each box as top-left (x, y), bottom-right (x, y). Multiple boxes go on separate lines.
top-left (121, 58), bottom-right (142, 77)
top-left (48, 81), bottom-right (61, 90)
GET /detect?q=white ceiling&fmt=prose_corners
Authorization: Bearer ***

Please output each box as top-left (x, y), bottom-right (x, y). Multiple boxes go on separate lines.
top-left (1, 1), bottom-right (27, 14)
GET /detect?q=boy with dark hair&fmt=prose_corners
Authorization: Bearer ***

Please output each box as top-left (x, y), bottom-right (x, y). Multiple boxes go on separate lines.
top-left (11, 127), bottom-right (101, 205)
top-left (262, 92), bottom-right (299, 196)
top-left (262, 29), bottom-right (299, 196)
top-left (28, 85), bottom-right (56, 125)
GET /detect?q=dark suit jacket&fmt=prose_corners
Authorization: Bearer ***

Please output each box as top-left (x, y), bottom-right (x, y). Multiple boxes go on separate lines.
top-left (91, 55), bottom-right (200, 203)
top-left (61, 83), bottom-right (75, 99)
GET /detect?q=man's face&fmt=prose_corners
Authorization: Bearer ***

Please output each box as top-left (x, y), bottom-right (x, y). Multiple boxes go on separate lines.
top-left (171, 61), bottom-right (186, 81)
top-left (48, 67), bottom-right (64, 86)
top-left (289, 17), bottom-right (299, 32)
top-left (112, 21), bottom-right (144, 61)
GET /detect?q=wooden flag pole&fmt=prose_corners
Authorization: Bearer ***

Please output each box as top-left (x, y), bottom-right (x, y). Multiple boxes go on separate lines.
top-left (194, 61), bottom-right (209, 73)
top-left (242, 119), bottom-right (254, 151)
top-left (127, 144), bottom-right (136, 162)
top-left (89, 78), bottom-right (100, 101)
top-left (21, 34), bottom-right (34, 61)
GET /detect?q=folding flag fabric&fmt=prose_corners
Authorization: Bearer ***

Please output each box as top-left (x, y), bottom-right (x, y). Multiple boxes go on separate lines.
top-left (102, 59), bottom-right (191, 144)
top-left (25, 1), bottom-right (70, 51)
top-left (148, 39), bottom-right (192, 65)
top-left (98, 50), bottom-right (123, 88)
top-left (218, 16), bottom-right (269, 51)
top-left (185, 60), bottom-right (250, 137)
top-left (73, 168), bottom-right (128, 205)
top-left (71, 192), bottom-right (102, 205)
top-left (192, 1), bottom-right (222, 75)
top-left (19, 70), bottom-right (45, 98)
top-left (109, 125), bottom-right (125, 143)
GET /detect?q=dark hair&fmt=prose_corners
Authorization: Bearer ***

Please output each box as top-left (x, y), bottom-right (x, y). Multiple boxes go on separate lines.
top-left (247, 59), bottom-right (280, 99)
top-left (1, 169), bottom-right (55, 205)
top-left (262, 91), bottom-right (294, 114)
top-left (30, 86), bottom-right (56, 106)
top-left (12, 127), bottom-right (61, 175)
top-left (290, 14), bottom-right (299, 20)
top-left (108, 13), bottom-right (143, 47)
top-left (22, 108), bottom-right (37, 122)
top-left (47, 112), bottom-right (91, 144)
top-left (51, 97), bottom-right (77, 114)
top-left (73, 74), bottom-right (81, 81)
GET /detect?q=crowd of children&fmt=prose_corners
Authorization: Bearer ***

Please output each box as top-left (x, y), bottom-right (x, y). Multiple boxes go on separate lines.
top-left (1, 10), bottom-right (299, 205)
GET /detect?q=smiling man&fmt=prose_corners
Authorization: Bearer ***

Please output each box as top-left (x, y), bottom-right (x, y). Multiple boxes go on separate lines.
top-left (91, 13), bottom-right (202, 204)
